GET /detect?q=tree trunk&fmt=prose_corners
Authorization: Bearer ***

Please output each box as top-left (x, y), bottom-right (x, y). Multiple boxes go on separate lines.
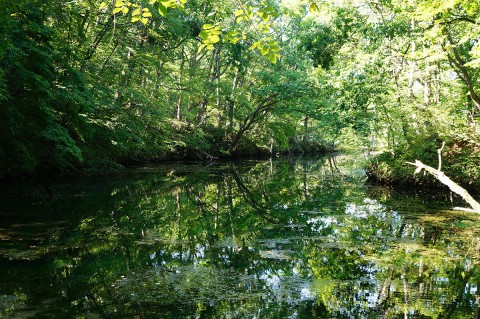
top-left (303, 116), bottom-right (309, 141)
top-left (423, 59), bottom-right (430, 107)
top-left (433, 62), bottom-right (441, 104)
top-left (443, 28), bottom-right (480, 112)
top-left (407, 18), bottom-right (416, 100)
top-left (228, 68), bottom-right (239, 134)
top-left (175, 48), bottom-right (186, 121)
top-left (406, 160), bottom-right (480, 212)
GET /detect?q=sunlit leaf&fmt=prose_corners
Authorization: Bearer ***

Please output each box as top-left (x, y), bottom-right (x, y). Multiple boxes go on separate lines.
top-left (158, 4), bottom-right (167, 16)
top-left (161, 0), bottom-right (173, 7)
top-left (198, 43), bottom-right (207, 52)
top-left (199, 30), bottom-right (209, 39)
top-left (209, 35), bottom-right (220, 43)
top-left (267, 53), bottom-right (277, 63)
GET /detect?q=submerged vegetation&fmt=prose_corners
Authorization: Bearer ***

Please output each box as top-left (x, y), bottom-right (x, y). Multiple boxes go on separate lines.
top-left (1, 0), bottom-right (478, 183)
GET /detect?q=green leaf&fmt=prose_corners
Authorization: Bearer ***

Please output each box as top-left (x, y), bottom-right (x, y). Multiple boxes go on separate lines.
top-left (113, 7), bottom-right (122, 14)
top-left (234, 9), bottom-right (244, 17)
top-left (132, 9), bottom-right (141, 15)
top-left (142, 11), bottom-right (152, 18)
top-left (115, 1), bottom-right (125, 7)
top-left (131, 16), bottom-right (141, 22)
top-left (158, 4), bottom-right (167, 16)
top-left (99, 2), bottom-right (108, 10)
top-left (161, 0), bottom-right (174, 8)
top-left (122, 7), bottom-right (129, 14)
top-left (209, 35), bottom-right (220, 43)
top-left (309, 2), bottom-right (318, 12)
top-left (269, 53), bottom-right (281, 63)
top-left (199, 30), bottom-right (209, 39)
top-left (141, 17), bottom-right (148, 25)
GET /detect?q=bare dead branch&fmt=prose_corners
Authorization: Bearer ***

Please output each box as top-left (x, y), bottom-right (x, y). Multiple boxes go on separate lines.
top-left (406, 160), bottom-right (480, 213)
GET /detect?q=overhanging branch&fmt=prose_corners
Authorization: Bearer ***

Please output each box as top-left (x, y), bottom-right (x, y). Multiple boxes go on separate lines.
top-left (406, 160), bottom-right (480, 213)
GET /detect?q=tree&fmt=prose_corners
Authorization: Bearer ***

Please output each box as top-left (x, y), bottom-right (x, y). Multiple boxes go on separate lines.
top-left (0, 0), bottom-right (86, 176)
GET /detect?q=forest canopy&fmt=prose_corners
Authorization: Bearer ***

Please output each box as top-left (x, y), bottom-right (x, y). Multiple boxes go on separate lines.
top-left (0, 0), bottom-right (479, 183)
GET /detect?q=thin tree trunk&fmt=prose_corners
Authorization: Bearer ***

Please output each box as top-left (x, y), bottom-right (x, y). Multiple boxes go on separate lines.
top-left (408, 18), bottom-right (416, 100)
top-left (228, 68), bottom-right (239, 134)
top-left (423, 59), bottom-right (431, 107)
top-left (303, 116), bottom-right (309, 141)
top-left (175, 48), bottom-right (186, 121)
top-left (443, 28), bottom-right (480, 112)
top-left (433, 62), bottom-right (441, 104)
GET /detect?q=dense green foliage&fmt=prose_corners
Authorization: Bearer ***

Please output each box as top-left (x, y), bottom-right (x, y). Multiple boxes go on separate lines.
top-left (0, 0), bottom-right (479, 181)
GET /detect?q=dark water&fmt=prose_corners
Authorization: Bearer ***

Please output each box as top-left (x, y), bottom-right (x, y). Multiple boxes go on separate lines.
top-left (0, 156), bottom-right (479, 318)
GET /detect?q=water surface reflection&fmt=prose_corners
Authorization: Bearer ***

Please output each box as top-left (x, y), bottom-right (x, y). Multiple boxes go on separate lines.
top-left (0, 156), bottom-right (479, 318)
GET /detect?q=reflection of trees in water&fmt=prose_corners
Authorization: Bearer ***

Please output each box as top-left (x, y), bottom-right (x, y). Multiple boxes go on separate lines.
top-left (2, 156), bottom-right (480, 318)
top-left (304, 197), bottom-right (480, 318)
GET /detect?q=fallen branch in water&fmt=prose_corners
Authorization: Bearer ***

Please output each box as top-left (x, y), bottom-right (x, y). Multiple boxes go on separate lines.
top-left (406, 160), bottom-right (480, 213)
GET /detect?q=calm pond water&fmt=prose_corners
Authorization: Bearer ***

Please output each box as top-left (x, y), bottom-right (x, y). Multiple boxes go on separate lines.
top-left (1, 156), bottom-right (480, 318)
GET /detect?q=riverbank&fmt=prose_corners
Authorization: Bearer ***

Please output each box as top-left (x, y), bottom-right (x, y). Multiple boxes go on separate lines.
top-left (365, 134), bottom-right (480, 193)
top-left (0, 137), bottom-right (334, 180)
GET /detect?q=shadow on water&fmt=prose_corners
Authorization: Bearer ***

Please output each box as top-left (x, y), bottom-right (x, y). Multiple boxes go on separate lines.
top-left (0, 155), bottom-right (479, 318)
